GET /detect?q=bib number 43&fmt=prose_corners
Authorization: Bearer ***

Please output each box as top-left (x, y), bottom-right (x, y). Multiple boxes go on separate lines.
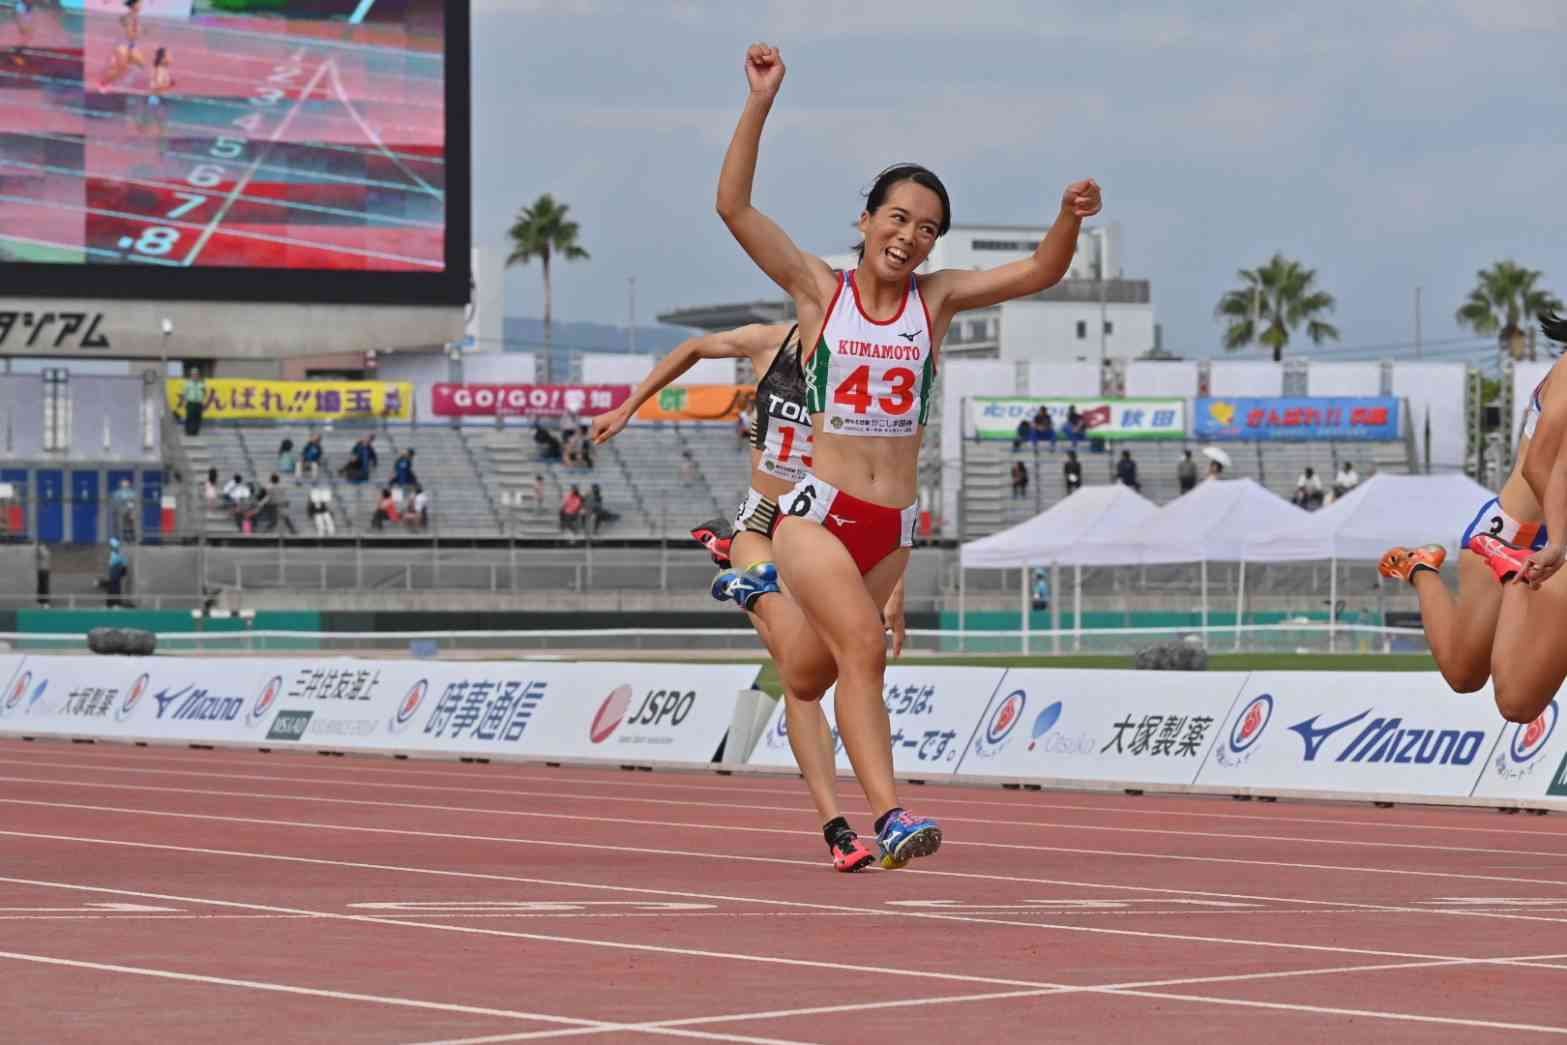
top-left (833, 365), bottom-right (916, 415)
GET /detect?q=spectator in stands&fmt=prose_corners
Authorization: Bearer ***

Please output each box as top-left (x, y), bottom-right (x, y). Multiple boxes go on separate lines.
top-left (1031, 568), bottom-right (1050, 612)
top-left (301, 434), bottom-right (324, 480)
top-left (238, 477), bottom-right (271, 533)
top-left (342, 438), bottom-right (367, 482)
top-left (1206, 457), bottom-right (1225, 481)
top-left (203, 467), bottom-right (221, 509)
top-left (1010, 460), bottom-right (1028, 499)
top-left (182, 368), bottom-right (207, 437)
top-left (533, 473), bottom-right (546, 504)
top-left (1294, 467), bottom-right (1324, 510)
top-left (534, 423), bottom-right (562, 461)
top-left (307, 488), bottom-right (335, 537)
top-left (1116, 449), bottom-right (1140, 491)
top-left (562, 428), bottom-right (581, 467)
top-left (560, 485), bottom-right (584, 534)
top-left (102, 537), bottom-right (128, 607)
top-left (35, 540), bottom-right (49, 608)
top-left (586, 483), bottom-right (618, 534)
top-left (1063, 450), bottom-right (1082, 495)
top-left (223, 473), bottom-right (250, 509)
top-left (411, 485), bottom-right (430, 530)
top-left (1334, 460), bottom-right (1360, 498)
top-left (370, 487), bottom-right (401, 531)
top-left (364, 435), bottom-right (379, 475)
top-left (393, 448), bottom-right (418, 489)
top-left (1032, 407), bottom-right (1056, 450)
top-left (1012, 418), bottom-right (1032, 451)
top-left (679, 450), bottom-right (699, 483)
top-left (264, 474), bottom-right (297, 534)
top-left (578, 433), bottom-right (595, 471)
top-left (277, 438), bottom-right (296, 479)
top-left (1063, 405), bottom-right (1085, 447)
top-left (1177, 450), bottom-right (1198, 494)
top-left (111, 479), bottom-right (137, 541)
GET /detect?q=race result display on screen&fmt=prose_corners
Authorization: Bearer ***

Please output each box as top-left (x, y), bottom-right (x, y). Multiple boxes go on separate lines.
top-left (0, 0), bottom-right (468, 303)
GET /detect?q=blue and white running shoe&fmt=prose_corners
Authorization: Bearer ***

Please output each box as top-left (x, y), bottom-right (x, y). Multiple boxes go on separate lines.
top-left (876, 809), bottom-right (942, 869)
top-left (710, 562), bottom-right (780, 611)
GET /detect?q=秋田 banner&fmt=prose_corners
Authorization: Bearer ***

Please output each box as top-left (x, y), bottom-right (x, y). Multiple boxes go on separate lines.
top-left (432, 384), bottom-right (630, 418)
top-left (167, 379), bottom-right (413, 421)
top-left (971, 397), bottom-right (1186, 441)
top-left (634, 385), bottom-right (756, 422)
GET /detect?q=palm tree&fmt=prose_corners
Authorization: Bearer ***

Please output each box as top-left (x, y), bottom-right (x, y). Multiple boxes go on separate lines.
top-left (505, 194), bottom-right (590, 373)
top-left (1455, 261), bottom-right (1563, 362)
top-left (1214, 253), bottom-right (1340, 362)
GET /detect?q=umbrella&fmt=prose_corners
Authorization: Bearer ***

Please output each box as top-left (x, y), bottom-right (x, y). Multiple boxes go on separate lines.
top-left (1201, 446), bottom-right (1232, 470)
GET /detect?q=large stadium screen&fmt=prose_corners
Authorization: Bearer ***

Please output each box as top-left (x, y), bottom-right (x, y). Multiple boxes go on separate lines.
top-left (0, 0), bottom-right (469, 304)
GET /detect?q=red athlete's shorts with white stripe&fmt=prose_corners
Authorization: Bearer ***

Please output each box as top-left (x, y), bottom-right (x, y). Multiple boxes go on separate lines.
top-left (771, 475), bottom-right (916, 575)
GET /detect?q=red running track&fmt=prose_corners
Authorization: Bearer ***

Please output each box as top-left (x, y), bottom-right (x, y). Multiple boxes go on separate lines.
top-left (0, 737), bottom-right (1564, 1043)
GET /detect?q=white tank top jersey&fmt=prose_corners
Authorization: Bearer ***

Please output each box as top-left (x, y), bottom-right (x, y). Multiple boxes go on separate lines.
top-left (805, 271), bottom-right (935, 438)
top-left (1523, 375), bottom-right (1550, 439)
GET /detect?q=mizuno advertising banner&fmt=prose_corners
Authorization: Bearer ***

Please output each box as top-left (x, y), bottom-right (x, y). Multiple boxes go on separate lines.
top-left (0, 656), bottom-right (756, 766)
top-left (1192, 672), bottom-right (1509, 797)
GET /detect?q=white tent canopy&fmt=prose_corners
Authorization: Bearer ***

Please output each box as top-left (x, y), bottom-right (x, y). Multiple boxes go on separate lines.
top-left (959, 484), bottom-right (1159, 569)
top-left (1240, 472), bottom-right (1495, 563)
top-left (1138, 478), bottom-right (1306, 564)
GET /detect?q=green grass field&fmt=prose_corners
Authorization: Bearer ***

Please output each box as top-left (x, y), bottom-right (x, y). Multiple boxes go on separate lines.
top-left (746, 652), bottom-right (1436, 697)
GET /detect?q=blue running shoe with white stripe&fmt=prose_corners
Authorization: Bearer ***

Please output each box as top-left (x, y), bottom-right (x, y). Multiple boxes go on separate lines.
top-left (876, 809), bottom-right (942, 869)
top-left (710, 562), bottom-right (779, 611)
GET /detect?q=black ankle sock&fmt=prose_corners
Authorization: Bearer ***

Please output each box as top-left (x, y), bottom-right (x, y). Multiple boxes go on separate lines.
top-left (822, 816), bottom-right (851, 847)
top-left (874, 808), bottom-right (903, 835)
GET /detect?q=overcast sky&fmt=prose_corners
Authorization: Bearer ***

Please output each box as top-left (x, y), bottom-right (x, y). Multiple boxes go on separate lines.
top-left (472, 1), bottom-right (1567, 363)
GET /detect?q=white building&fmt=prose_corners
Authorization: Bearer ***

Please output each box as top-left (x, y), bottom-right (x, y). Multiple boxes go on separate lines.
top-left (662, 223), bottom-right (1156, 366)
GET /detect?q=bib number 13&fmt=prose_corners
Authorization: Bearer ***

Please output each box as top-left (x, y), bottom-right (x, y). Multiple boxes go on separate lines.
top-left (833, 365), bottom-right (916, 415)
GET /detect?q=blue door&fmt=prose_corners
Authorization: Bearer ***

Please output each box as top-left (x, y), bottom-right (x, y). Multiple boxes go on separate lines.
top-left (141, 470), bottom-right (164, 544)
top-left (36, 470), bottom-right (64, 543)
top-left (71, 470), bottom-right (100, 545)
top-left (0, 468), bottom-right (27, 540)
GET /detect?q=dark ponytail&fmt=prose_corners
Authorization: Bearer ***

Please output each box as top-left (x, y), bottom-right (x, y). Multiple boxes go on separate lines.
top-left (853, 163), bottom-right (951, 260)
top-left (1542, 311), bottom-right (1567, 349)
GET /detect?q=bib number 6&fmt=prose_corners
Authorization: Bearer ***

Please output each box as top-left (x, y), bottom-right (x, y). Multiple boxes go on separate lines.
top-left (833, 365), bottom-right (916, 415)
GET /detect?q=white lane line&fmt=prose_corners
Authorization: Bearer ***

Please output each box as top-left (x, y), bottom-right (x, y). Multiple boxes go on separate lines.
top-left (6, 786), bottom-right (1567, 934)
top-left (325, 58), bottom-right (443, 200)
top-left (14, 744), bottom-right (1549, 841)
top-left (0, 158), bottom-right (443, 228)
top-left (182, 57), bottom-right (330, 266)
top-left (0, 191), bottom-right (443, 268)
top-left (2, 759), bottom-right (1559, 861)
top-left (0, 874), bottom-right (1063, 991)
top-left (5, 824), bottom-right (1566, 970)
top-left (0, 949), bottom-right (616, 1031)
top-left (4, 778), bottom-right (1565, 894)
top-left (7, 853), bottom-right (1567, 1039)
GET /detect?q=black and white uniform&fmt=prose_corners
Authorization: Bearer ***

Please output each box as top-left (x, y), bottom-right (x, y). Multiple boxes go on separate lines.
top-left (734, 326), bottom-right (812, 535)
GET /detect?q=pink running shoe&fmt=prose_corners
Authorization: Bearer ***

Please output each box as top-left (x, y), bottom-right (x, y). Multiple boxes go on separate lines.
top-left (1468, 534), bottom-right (1528, 584)
top-left (829, 833), bottom-right (876, 873)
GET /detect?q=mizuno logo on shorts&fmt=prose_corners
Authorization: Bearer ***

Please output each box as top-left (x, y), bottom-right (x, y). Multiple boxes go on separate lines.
top-left (828, 514), bottom-right (855, 527)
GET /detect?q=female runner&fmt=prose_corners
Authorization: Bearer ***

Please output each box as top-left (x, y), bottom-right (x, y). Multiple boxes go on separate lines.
top-left (717, 42), bottom-right (1101, 867)
top-left (1378, 366), bottom-right (1552, 698)
top-left (591, 322), bottom-right (907, 871)
top-left (1465, 313), bottom-right (1567, 722)
top-left (97, 0), bottom-right (145, 92)
top-left (10, 0), bottom-right (32, 68)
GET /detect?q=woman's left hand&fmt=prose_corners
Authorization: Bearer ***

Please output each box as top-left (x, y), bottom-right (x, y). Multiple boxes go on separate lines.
top-left (1062, 179), bottom-right (1102, 218)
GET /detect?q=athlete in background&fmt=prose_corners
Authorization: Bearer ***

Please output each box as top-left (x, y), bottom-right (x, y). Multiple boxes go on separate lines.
top-left (592, 322), bottom-right (907, 872)
top-left (1467, 313), bottom-right (1567, 722)
top-left (97, 0), bottom-right (146, 92)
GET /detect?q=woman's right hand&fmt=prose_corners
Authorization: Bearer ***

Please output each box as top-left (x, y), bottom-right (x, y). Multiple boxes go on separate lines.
top-left (744, 43), bottom-right (785, 97)
top-left (1523, 542), bottom-right (1566, 589)
top-left (590, 406), bottom-right (630, 445)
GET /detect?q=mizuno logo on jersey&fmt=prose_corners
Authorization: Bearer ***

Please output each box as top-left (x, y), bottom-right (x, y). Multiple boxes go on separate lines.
top-left (898, 330), bottom-right (922, 343)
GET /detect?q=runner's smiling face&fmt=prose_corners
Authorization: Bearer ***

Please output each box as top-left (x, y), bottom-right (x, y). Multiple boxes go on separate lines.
top-left (856, 181), bottom-right (943, 284)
